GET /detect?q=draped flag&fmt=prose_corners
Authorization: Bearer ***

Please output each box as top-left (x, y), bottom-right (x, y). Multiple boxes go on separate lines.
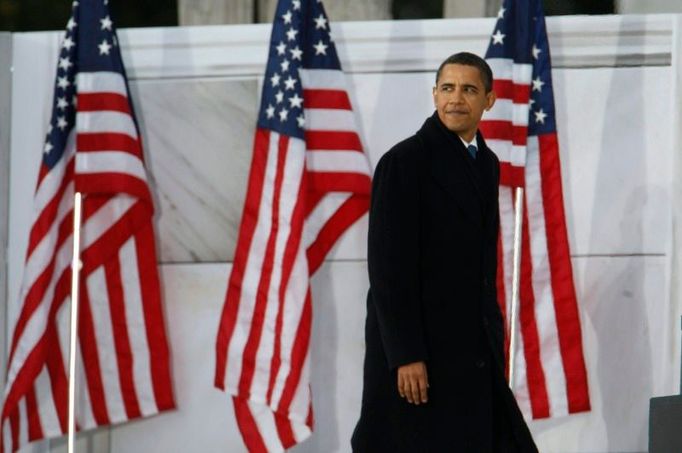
top-left (479, 0), bottom-right (591, 419)
top-left (214, 0), bottom-right (372, 451)
top-left (1, 1), bottom-right (175, 451)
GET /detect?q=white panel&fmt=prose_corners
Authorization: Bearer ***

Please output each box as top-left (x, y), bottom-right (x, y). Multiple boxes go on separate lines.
top-left (554, 66), bottom-right (673, 256)
top-left (108, 14), bottom-right (676, 79)
top-left (7, 32), bottom-right (59, 350)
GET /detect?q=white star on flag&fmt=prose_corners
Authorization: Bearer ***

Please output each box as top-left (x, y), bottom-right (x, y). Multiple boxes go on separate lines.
top-left (275, 90), bottom-right (284, 103)
top-left (100, 15), bottom-right (113, 31)
top-left (286, 27), bottom-right (298, 41)
top-left (288, 93), bottom-right (303, 108)
top-left (534, 108), bottom-right (547, 124)
top-left (492, 29), bottom-right (505, 45)
top-left (282, 10), bottom-right (292, 24)
top-left (313, 40), bottom-right (328, 55)
top-left (292, 0), bottom-right (301, 10)
top-left (43, 142), bottom-right (53, 154)
top-left (58, 57), bottom-right (72, 71)
top-left (57, 76), bottom-right (70, 90)
top-left (532, 76), bottom-right (544, 92)
top-left (280, 59), bottom-right (290, 72)
top-left (266, 104), bottom-right (275, 118)
top-left (57, 96), bottom-right (69, 110)
top-left (279, 108), bottom-right (289, 121)
top-left (532, 44), bottom-right (541, 59)
top-left (62, 37), bottom-right (75, 50)
top-left (290, 46), bottom-right (303, 60)
top-left (284, 75), bottom-right (297, 90)
top-left (277, 41), bottom-right (287, 55)
top-left (66, 17), bottom-right (77, 30)
top-left (296, 113), bottom-right (305, 128)
top-left (270, 72), bottom-right (281, 87)
top-left (497, 7), bottom-right (506, 18)
top-left (56, 116), bottom-right (68, 130)
top-left (314, 13), bottom-right (327, 29)
top-left (98, 39), bottom-right (112, 55)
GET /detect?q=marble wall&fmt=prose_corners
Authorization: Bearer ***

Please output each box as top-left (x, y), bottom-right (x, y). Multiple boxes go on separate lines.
top-left (5, 14), bottom-right (682, 453)
top-left (444, 0), bottom-right (501, 18)
top-left (178, 0), bottom-right (392, 26)
top-left (178, 0), bottom-right (254, 25)
top-left (258, 0), bottom-right (391, 22)
top-left (131, 77), bottom-right (259, 263)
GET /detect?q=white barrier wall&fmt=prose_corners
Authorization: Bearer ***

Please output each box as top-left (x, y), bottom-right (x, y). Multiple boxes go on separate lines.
top-left (5, 14), bottom-right (682, 453)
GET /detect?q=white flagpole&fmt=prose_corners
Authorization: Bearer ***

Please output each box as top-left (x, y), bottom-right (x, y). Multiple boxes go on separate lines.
top-left (67, 192), bottom-right (83, 453)
top-left (508, 187), bottom-right (524, 388)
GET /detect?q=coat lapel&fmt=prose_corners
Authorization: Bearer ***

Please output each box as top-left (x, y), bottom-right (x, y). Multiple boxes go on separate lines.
top-left (418, 114), bottom-right (494, 226)
top-left (475, 132), bottom-right (499, 213)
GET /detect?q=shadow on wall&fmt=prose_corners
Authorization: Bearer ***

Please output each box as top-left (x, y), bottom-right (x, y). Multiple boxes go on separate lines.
top-left (584, 14), bottom-right (653, 452)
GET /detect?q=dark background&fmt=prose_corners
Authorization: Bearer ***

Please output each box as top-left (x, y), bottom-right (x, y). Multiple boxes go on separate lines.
top-left (0, 0), bottom-right (615, 31)
top-left (393, 0), bottom-right (615, 19)
top-left (0, 0), bottom-right (179, 31)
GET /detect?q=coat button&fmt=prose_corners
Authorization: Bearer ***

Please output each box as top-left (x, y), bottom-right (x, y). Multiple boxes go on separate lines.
top-left (476, 359), bottom-right (486, 369)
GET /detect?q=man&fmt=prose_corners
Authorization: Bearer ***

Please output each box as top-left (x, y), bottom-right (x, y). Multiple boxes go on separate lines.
top-left (351, 52), bottom-right (538, 452)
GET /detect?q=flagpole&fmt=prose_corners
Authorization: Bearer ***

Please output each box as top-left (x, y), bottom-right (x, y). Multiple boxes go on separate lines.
top-left (67, 192), bottom-right (83, 453)
top-left (508, 187), bottom-right (524, 389)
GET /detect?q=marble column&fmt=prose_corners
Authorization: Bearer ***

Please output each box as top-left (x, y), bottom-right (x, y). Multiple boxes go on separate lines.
top-left (258, 0), bottom-right (391, 23)
top-left (178, 0), bottom-right (254, 25)
top-left (617, 0), bottom-right (682, 13)
top-left (0, 33), bottom-right (11, 393)
top-left (443, 0), bottom-right (502, 17)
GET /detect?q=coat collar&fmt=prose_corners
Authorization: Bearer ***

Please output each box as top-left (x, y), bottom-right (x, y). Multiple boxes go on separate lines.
top-left (418, 112), bottom-right (491, 204)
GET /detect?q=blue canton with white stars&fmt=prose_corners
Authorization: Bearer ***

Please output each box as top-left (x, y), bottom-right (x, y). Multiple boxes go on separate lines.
top-left (43, 0), bottom-right (126, 170)
top-left (485, 0), bottom-right (557, 136)
top-left (257, 0), bottom-right (340, 140)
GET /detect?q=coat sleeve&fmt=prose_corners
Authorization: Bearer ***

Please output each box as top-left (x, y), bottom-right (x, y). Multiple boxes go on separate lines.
top-left (367, 146), bottom-right (427, 370)
top-left (483, 157), bottom-right (505, 367)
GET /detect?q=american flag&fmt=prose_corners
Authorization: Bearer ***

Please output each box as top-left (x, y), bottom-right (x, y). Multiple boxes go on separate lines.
top-left (214, 0), bottom-right (371, 450)
top-left (1, 1), bottom-right (175, 451)
top-left (479, 0), bottom-right (591, 419)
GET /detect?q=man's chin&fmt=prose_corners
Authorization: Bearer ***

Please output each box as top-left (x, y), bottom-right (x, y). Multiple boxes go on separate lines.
top-left (443, 122), bottom-right (467, 134)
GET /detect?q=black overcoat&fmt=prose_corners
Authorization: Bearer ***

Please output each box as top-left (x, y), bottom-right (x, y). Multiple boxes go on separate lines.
top-left (351, 113), bottom-right (538, 452)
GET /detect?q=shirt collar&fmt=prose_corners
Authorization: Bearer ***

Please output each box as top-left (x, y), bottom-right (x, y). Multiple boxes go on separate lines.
top-left (458, 134), bottom-right (478, 150)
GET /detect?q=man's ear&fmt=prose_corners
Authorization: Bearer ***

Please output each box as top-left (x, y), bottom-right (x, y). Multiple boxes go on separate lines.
top-left (485, 90), bottom-right (497, 111)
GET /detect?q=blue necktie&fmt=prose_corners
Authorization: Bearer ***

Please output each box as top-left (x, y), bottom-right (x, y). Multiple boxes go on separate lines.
top-left (467, 144), bottom-right (477, 160)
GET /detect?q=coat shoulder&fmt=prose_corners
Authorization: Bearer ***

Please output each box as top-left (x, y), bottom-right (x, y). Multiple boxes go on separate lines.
top-left (376, 134), bottom-right (424, 170)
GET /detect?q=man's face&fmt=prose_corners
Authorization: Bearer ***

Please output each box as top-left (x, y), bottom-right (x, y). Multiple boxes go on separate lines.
top-left (432, 63), bottom-right (496, 142)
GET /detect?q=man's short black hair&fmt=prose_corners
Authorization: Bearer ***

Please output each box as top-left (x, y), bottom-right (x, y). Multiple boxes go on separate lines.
top-left (435, 52), bottom-right (493, 93)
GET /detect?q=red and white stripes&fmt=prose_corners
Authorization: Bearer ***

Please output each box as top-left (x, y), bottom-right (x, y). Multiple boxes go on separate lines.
top-left (482, 58), bottom-right (533, 187)
top-left (494, 131), bottom-right (591, 420)
top-left (2, 71), bottom-right (174, 452)
top-left (215, 68), bottom-right (370, 452)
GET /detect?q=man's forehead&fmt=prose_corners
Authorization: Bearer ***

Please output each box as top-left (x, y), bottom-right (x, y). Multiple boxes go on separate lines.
top-left (437, 64), bottom-right (484, 86)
